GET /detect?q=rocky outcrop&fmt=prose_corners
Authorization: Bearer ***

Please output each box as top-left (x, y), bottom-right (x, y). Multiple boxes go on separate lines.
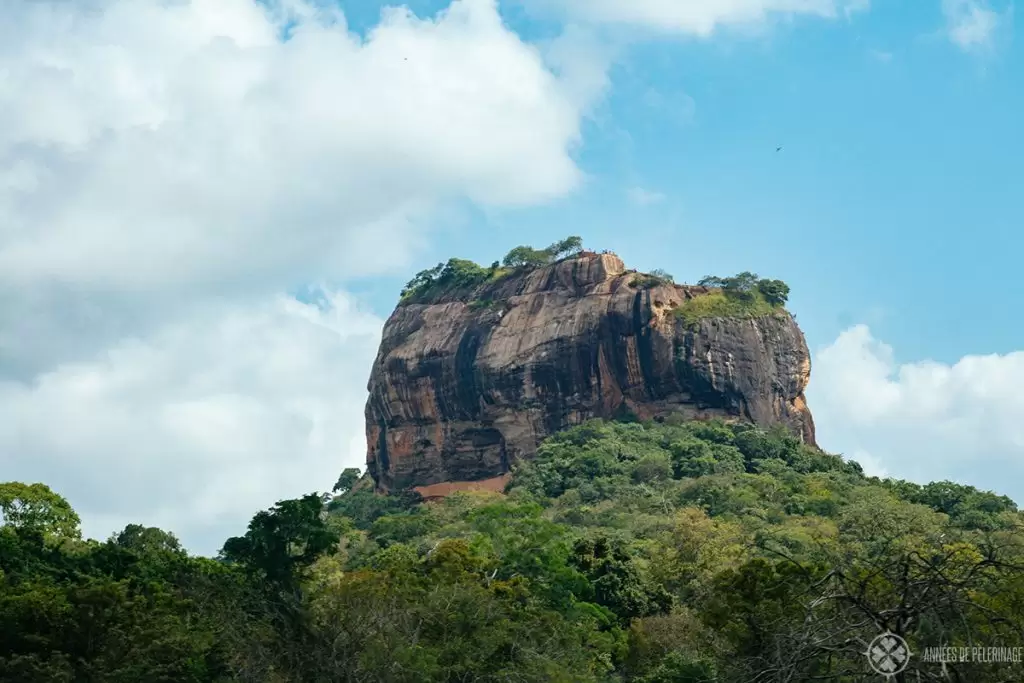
top-left (364, 252), bottom-right (816, 493)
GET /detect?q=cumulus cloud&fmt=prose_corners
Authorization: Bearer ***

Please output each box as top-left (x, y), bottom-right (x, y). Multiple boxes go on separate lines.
top-left (0, 0), bottom-right (600, 553)
top-left (0, 291), bottom-right (380, 555)
top-left (521, 0), bottom-right (870, 36)
top-left (0, 0), bottom-right (586, 294)
top-left (942, 0), bottom-right (1006, 53)
top-left (809, 325), bottom-right (1024, 504)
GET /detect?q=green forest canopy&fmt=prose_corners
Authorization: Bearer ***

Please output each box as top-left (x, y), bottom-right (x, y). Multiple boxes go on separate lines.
top-left (3, 418), bottom-right (1023, 682)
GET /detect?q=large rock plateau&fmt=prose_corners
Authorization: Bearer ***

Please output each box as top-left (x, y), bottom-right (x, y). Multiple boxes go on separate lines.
top-left (364, 252), bottom-right (815, 494)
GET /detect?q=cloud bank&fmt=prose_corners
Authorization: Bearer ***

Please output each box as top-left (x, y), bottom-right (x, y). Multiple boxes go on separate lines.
top-left (1, 292), bottom-right (380, 553)
top-left (522, 0), bottom-right (870, 36)
top-left (0, 0), bottom-right (595, 554)
top-left (810, 325), bottom-right (1024, 504)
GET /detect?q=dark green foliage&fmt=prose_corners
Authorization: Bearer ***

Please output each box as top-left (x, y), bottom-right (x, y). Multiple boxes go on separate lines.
top-left (400, 236), bottom-right (583, 301)
top-left (400, 261), bottom-right (445, 298)
top-left (670, 439), bottom-right (745, 478)
top-left (501, 245), bottom-right (550, 268)
top-left (503, 235), bottom-right (584, 268)
top-left (572, 536), bottom-right (673, 623)
top-left (326, 486), bottom-right (421, 529)
top-left (756, 278), bottom-right (790, 306)
top-left (331, 467), bottom-right (361, 494)
top-left (112, 524), bottom-right (185, 555)
top-left (630, 269), bottom-right (675, 288)
top-left (636, 651), bottom-right (717, 683)
top-left (0, 526), bottom-right (237, 682)
top-left (548, 235), bottom-right (584, 258)
top-left (4, 417), bottom-right (1023, 682)
top-left (720, 271), bottom-right (759, 299)
top-left (400, 257), bottom-right (493, 300)
top-left (221, 493), bottom-right (338, 589)
top-left (696, 275), bottom-right (724, 288)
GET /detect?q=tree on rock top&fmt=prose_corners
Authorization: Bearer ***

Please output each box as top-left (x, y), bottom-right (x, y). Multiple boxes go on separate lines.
top-left (502, 235), bottom-right (583, 268)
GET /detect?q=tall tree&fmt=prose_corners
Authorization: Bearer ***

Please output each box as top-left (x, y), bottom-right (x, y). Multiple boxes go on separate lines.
top-left (221, 493), bottom-right (339, 591)
top-left (0, 482), bottom-right (81, 540)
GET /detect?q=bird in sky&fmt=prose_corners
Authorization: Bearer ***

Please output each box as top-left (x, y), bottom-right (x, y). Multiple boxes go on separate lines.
top-left (776, 146), bottom-right (783, 152)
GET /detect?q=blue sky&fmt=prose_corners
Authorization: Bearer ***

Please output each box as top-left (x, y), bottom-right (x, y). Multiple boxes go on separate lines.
top-left (1, 0), bottom-right (1021, 554)
top-left (347, 0), bottom-right (1021, 365)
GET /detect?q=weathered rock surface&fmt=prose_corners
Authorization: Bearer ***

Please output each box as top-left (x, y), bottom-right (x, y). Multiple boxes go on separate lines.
top-left (364, 252), bottom-right (816, 493)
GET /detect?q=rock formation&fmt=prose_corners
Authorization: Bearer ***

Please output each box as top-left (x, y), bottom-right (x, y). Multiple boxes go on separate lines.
top-left (364, 251), bottom-right (815, 494)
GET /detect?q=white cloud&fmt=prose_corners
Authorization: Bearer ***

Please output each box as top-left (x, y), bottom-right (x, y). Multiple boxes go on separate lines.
top-left (809, 325), bottom-right (1024, 504)
top-left (850, 449), bottom-right (888, 478)
top-left (522, 0), bottom-right (869, 36)
top-left (0, 291), bottom-right (380, 555)
top-left (0, 0), bottom-right (601, 553)
top-left (0, 0), bottom-right (587, 294)
top-left (942, 0), bottom-right (1004, 52)
top-left (626, 186), bottom-right (666, 205)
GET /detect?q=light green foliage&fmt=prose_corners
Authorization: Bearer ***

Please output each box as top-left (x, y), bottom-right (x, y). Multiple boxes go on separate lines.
top-left (678, 272), bottom-right (792, 326)
top-left (672, 290), bottom-right (778, 326)
top-left (0, 481), bottom-right (81, 540)
top-left (3, 417), bottom-right (1022, 682)
top-left (571, 536), bottom-right (674, 623)
top-left (369, 510), bottom-right (440, 547)
top-left (883, 478), bottom-right (1018, 530)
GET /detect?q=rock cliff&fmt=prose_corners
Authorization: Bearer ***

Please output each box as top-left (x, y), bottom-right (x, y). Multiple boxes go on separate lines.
top-left (364, 252), bottom-right (816, 494)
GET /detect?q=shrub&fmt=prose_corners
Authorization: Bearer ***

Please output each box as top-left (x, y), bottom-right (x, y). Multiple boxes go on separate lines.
top-left (757, 278), bottom-right (790, 306)
top-left (673, 272), bottom-right (790, 326)
top-left (502, 245), bottom-right (550, 268)
top-left (400, 257), bottom-right (494, 300)
top-left (502, 235), bottom-right (584, 269)
top-left (401, 237), bottom-right (585, 301)
top-left (630, 269), bottom-right (675, 289)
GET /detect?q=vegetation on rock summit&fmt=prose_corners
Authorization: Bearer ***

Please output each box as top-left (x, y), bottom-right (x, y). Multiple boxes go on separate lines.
top-left (400, 237), bottom-right (792, 326)
top-left (399, 235), bottom-right (584, 301)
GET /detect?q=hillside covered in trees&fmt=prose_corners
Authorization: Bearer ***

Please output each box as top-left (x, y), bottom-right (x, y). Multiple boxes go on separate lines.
top-left (3, 418), bottom-right (1023, 682)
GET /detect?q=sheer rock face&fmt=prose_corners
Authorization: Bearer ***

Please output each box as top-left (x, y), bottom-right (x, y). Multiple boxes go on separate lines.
top-left (364, 252), bottom-right (816, 493)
